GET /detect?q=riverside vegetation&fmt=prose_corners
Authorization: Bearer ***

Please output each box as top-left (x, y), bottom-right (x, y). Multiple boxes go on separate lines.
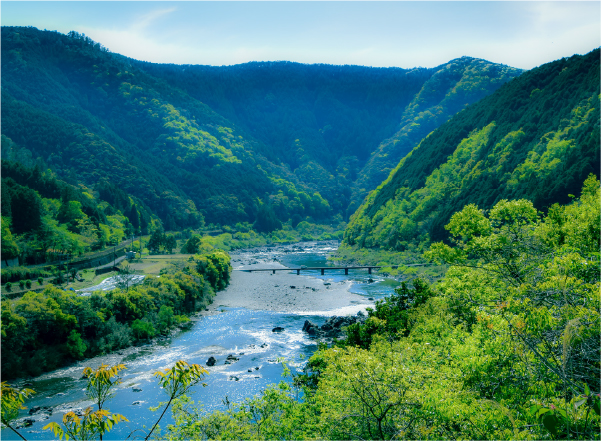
top-left (2, 178), bottom-right (598, 440)
top-left (1, 251), bottom-right (230, 380)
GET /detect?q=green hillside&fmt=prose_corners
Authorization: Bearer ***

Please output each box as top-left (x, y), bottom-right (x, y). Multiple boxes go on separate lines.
top-left (351, 56), bottom-right (522, 214)
top-left (0, 27), bottom-right (330, 229)
top-left (344, 48), bottom-right (600, 251)
top-left (1, 26), bottom-right (521, 232)
top-left (137, 57), bottom-right (522, 216)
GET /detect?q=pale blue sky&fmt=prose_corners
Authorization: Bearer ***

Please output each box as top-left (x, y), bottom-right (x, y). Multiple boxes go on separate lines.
top-left (2, 1), bottom-right (599, 69)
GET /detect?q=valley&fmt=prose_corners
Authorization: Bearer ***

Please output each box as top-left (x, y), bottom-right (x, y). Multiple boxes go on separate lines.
top-left (1, 24), bottom-right (599, 441)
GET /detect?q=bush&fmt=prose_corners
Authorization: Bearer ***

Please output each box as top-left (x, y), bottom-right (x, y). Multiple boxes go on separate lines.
top-left (5, 282), bottom-right (12, 291)
top-left (18, 280), bottom-right (25, 289)
top-left (132, 319), bottom-right (156, 340)
top-left (25, 279), bottom-right (32, 288)
top-left (38, 277), bottom-right (44, 285)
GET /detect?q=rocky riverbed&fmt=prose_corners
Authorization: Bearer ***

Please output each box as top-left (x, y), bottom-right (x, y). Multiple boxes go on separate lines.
top-left (202, 241), bottom-right (373, 315)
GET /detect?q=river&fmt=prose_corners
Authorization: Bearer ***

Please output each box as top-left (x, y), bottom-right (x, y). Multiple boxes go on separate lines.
top-left (2, 241), bottom-right (400, 440)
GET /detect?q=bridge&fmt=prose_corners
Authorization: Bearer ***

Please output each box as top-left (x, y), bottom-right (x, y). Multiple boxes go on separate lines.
top-left (235, 264), bottom-right (428, 276)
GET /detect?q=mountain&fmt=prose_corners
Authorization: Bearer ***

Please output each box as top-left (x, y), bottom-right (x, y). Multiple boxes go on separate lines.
top-left (343, 48), bottom-right (600, 251)
top-left (1, 26), bottom-right (521, 232)
top-left (133, 57), bottom-right (522, 217)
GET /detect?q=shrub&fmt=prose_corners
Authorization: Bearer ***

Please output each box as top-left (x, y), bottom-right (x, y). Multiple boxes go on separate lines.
top-left (18, 280), bottom-right (25, 289)
top-left (38, 277), bottom-right (44, 285)
top-left (132, 319), bottom-right (156, 340)
top-left (25, 279), bottom-right (32, 288)
top-left (5, 282), bottom-right (12, 291)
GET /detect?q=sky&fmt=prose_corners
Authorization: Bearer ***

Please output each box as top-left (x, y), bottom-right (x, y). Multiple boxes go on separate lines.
top-left (2, 1), bottom-right (599, 70)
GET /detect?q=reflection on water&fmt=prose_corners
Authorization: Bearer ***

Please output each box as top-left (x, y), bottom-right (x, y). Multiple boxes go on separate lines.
top-left (3, 242), bottom-right (399, 440)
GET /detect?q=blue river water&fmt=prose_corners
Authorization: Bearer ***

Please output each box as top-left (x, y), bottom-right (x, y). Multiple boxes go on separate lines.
top-left (3, 243), bottom-right (399, 440)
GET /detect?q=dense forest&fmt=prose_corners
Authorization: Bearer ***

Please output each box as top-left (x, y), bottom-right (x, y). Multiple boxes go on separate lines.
top-left (1, 26), bottom-right (520, 234)
top-left (1, 139), bottom-right (159, 265)
top-left (136, 57), bottom-right (522, 216)
top-left (344, 48), bottom-right (600, 253)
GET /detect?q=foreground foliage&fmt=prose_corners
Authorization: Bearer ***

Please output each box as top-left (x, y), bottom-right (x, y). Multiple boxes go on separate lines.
top-left (1, 361), bottom-right (206, 441)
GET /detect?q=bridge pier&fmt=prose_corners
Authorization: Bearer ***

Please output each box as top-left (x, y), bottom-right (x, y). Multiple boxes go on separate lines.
top-left (296, 269), bottom-right (300, 275)
top-left (345, 268), bottom-right (348, 275)
top-left (321, 268), bottom-right (325, 275)
top-left (368, 267), bottom-right (372, 274)
top-left (272, 269), bottom-right (276, 274)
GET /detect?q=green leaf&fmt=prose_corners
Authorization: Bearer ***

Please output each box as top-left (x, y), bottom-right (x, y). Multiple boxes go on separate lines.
top-left (574, 398), bottom-right (587, 409)
top-left (541, 413), bottom-right (559, 437)
top-left (528, 404), bottom-right (542, 417)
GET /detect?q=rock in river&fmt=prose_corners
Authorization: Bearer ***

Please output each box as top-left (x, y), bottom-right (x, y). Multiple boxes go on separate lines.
top-left (272, 326), bottom-right (285, 332)
top-left (224, 354), bottom-right (239, 365)
top-left (207, 356), bottom-right (217, 366)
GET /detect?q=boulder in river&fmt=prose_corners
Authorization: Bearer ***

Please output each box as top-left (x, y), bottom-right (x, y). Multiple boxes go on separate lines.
top-left (302, 314), bottom-right (366, 339)
top-left (224, 354), bottom-right (239, 365)
top-left (272, 326), bottom-right (285, 332)
top-left (206, 356), bottom-right (217, 366)
top-left (29, 406), bottom-right (52, 415)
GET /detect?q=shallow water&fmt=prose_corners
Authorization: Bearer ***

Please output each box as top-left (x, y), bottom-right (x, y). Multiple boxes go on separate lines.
top-left (3, 242), bottom-right (399, 440)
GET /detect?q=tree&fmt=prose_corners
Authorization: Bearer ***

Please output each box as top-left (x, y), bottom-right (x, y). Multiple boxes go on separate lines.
top-left (6, 182), bottom-right (43, 234)
top-left (148, 229), bottom-right (165, 254)
top-left (66, 330), bottom-right (87, 359)
top-left (164, 235), bottom-right (177, 254)
top-left (114, 265), bottom-right (134, 292)
top-left (426, 177), bottom-right (600, 438)
top-left (182, 235), bottom-right (201, 254)
top-left (253, 203), bottom-right (282, 233)
top-left (145, 360), bottom-right (208, 440)
top-left (1, 382), bottom-right (34, 441)
top-left (1, 217), bottom-right (19, 260)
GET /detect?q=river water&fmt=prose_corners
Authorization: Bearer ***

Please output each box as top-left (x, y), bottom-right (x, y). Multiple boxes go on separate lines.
top-left (3, 242), bottom-right (399, 440)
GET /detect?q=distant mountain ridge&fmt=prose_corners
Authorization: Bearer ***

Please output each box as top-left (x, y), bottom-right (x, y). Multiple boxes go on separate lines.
top-left (343, 48), bottom-right (600, 251)
top-left (2, 26), bottom-right (521, 229)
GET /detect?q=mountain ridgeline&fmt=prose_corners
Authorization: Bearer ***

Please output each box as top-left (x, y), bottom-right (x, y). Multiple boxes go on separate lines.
top-left (1, 26), bottom-right (522, 233)
top-left (343, 48), bottom-right (600, 252)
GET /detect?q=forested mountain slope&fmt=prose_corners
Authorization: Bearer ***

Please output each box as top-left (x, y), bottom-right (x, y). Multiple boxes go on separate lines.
top-left (1, 27), bottom-right (327, 229)
top-left (344, 48), bottom-right (600, 251)
top-left (136, 57), bottom-right (522, 216)
top-left (1, 26), bottom-right (520, 230)
top-left (351, 57), bottom-right (522, 214)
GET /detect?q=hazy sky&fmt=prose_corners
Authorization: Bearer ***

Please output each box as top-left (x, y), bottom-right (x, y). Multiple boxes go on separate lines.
top-left (2, 1), bottom-right (599, 70)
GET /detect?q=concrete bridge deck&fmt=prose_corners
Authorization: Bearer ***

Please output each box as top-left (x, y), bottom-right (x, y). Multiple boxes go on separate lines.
top-left (235, 264), bottom-right (427, 275)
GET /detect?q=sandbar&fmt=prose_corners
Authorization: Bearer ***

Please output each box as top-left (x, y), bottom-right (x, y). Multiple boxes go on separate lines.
top-left (204, 253), bottom-right (372, 315)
